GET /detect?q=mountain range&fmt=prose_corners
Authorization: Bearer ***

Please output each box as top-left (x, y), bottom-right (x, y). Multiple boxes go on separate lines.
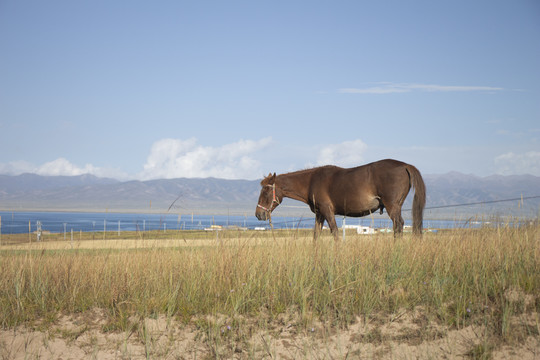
top-left (1, 172), bottom-right (539, 218)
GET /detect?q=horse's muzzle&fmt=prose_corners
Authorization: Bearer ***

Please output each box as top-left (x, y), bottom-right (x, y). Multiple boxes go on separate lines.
top-left (255, 208), bottom-right (269, 221)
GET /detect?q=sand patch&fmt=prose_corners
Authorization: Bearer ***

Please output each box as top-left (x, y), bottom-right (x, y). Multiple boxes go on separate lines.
top-left (2, 307), bottom-right (538, 359)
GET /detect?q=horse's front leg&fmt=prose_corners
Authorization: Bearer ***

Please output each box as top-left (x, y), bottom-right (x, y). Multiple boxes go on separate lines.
top-left (327, 216), bottom-right (340, 241)
top-left (313, 213), bottom-right (325, 241)
top-left (319, 209), bottom-right (339, 241)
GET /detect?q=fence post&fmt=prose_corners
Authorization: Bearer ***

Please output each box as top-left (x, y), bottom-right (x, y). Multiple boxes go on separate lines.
top-left (342, 216), bottom-right (346, 241)
top-left (36, 221), bottom-right (42, 242)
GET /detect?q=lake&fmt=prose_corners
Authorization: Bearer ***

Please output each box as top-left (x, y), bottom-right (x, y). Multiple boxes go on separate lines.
top-left (0, 211), bottom-right (500, 235)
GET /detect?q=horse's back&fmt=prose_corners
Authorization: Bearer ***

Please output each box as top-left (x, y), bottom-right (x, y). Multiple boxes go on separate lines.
top-left (310, 159), bottom-right (410, 188)
top-left (354, 159), bottom-right (409, 173)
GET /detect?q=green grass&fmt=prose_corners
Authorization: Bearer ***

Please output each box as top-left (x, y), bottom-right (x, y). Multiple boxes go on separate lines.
top-left (0, 225), bottom-right (539, 351)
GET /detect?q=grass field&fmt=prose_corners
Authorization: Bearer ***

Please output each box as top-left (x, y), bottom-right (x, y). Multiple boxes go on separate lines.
top-left (0, 225), bottom-right (539, 359)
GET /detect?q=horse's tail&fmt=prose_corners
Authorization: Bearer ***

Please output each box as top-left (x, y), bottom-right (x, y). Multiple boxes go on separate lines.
top-left (406, 165), bottom-right (426, 236)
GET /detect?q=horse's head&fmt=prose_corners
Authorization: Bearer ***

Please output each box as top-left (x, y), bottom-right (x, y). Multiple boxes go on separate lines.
top-left (255, 172), bottom-right (282, 221)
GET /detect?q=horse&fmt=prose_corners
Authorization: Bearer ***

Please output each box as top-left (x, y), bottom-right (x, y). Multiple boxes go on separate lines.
top-left (255, 159), bottom-right (426, 240)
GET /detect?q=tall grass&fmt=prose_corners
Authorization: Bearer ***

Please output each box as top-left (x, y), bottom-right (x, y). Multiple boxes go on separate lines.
top-left (1, 225), bottom-right (538, 343)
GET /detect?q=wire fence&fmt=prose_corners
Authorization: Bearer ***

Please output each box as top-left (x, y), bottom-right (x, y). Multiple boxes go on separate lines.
top-left (0, 195), bottom-right (538, 242)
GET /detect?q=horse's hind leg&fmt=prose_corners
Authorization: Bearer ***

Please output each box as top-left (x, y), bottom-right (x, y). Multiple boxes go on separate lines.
top-left (394, 213), bottom-right (405, 236)
top-left (385, 203), bottom-right (404, 237)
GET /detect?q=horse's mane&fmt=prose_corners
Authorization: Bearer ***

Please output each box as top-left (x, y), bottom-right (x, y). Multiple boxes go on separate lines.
top-left (261, 165), bottom-right (339, 185)
top-left (282, 165), bottom-right (338, 176)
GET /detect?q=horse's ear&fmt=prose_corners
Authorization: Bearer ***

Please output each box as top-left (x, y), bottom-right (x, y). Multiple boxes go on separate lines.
top-left (272, 173), bottom-right (276, 181)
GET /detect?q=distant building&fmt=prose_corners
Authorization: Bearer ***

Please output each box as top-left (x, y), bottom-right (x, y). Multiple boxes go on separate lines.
top-left (343, 224), bottom-right (376, 235)
top-left (204, 225), bottom-right (222, 231)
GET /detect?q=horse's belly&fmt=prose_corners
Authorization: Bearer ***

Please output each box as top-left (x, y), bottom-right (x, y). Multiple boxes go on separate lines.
top-left (336, 196), bottom-right (381, 217)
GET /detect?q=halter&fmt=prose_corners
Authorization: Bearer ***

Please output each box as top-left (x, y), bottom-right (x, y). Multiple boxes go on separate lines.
top-left (257, 183), bottom-right (280, 212)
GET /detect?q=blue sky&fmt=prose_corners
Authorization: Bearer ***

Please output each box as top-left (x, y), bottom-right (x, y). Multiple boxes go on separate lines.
top-left (1, 0), bottom-right (539, 180)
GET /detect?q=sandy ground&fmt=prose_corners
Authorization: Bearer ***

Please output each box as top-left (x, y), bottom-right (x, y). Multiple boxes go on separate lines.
top-left (1, 232), bottom-right (292, 250)
top-left (1, 307), bottom-right (538, 360)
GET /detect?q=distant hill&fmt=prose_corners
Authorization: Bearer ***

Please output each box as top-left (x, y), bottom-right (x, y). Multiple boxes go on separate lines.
top-left (0, 174), bottom-right (261, 214)
top-left (419, 172), bottom-right (540, 219)
top-left (0, 172), bottom-right (539, 218)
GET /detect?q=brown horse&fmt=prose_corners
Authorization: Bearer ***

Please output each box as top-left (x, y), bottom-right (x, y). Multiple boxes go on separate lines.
top-left (255, 159), bottom-right (426, 240)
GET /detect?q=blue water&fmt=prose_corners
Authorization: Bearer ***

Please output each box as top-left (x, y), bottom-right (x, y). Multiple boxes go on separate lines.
top-left (0, 211), bottom-right (497, 235)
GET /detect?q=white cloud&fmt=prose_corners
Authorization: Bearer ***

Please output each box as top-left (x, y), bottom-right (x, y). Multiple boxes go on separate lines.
top-left (0, 160), bottom-right (35, 175)
top-left (495, 151), bottom-right (540, 176)
top-left (139, 137), bottom-right (273, 180)
top-left (339, 85), bottom-right (409, 94)
top-left (37, 158), bottom-right (129, 179)
top-left (0, 137), bottom-right (271, 180)
top-left (339, 83), bottom-right (503, 94)
top-left (36, 158), bottom-right (96, 176)
top-left (316, 139), bottom-right (367, 167)
top-left (0, 158), bottom-right (128, 179)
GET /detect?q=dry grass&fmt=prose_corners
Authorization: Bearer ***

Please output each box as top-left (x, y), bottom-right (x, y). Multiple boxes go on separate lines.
top-left (0, 224), bottom-right (539, 358)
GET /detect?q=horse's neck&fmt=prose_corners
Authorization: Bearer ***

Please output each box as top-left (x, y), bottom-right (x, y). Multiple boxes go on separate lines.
top-left (276, 171), bottom-right (312, 203)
